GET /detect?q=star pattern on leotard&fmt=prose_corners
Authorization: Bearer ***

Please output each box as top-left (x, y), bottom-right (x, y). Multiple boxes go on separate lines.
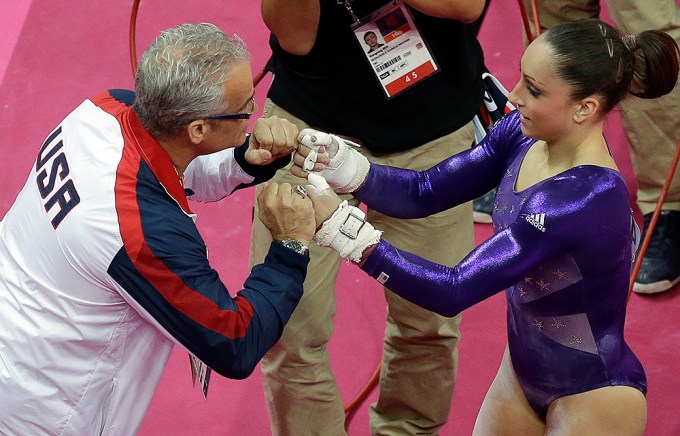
top-left (511, 253), bottom-right (584, 306)
top-left (570, 336), bottom-right (584, 348)
top-left (533, 319), bottom-right (545, 332)
top-left (553, 269), bottom-right (567, 280)
top-left (504, 169), bottom-right (513, 179)
top-left (525, 313), bottom-right (598, 355)
top-left (493, 200), bottom-right (498, 220)
top-left (551, 318), bottom-right (566, 329)
top-left (519, 287), bottom-right (528, 299)
top-left (537, 279), bottom-right (550, 292)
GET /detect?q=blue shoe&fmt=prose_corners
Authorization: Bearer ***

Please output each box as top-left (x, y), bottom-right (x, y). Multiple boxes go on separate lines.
top-left (633, 211), bottom-right (680, 294)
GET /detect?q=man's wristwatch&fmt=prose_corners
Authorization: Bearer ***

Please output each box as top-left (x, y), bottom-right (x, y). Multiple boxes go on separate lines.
top-left (278, 239), bottom-right (310, 256)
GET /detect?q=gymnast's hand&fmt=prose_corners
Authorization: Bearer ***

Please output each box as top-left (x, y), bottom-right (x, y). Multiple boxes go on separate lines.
top-left (304, 174), bottom-right (342, 228)
top-left (290, 140), bottom-right (330, 178)
top-left (305, 173), bottom-right (381, 265)
top-left (291, 129), bottom-right (370, 193)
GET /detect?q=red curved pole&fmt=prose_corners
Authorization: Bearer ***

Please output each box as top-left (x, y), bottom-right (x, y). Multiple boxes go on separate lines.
top-left (517, 0), bottom-right (541, 43)
top-left (253, 68), bottom-right (268, 87)
top-left (344, 361), bottom-right (381, 429)
top-left (129, 0), bottom-right (141, 76)
top-left (530, 0), bottom-right (542, 39)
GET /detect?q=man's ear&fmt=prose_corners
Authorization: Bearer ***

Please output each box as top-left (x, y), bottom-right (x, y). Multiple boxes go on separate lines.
top-left (185, 120), bottom-right (207, 145)
top-left (573, 96), bottom-right (600, 123)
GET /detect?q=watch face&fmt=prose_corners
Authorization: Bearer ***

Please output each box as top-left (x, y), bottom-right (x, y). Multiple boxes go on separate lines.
top-left (280, 239), bottom-right (309, 256)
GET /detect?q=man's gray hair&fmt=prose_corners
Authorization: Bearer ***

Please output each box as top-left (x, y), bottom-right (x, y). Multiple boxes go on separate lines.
top-left (133, 23), bottom-right (250, 139)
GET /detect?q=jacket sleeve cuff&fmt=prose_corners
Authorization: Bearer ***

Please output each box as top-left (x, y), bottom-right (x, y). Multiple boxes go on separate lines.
top-left (233, 135), bottom-right (292, 185)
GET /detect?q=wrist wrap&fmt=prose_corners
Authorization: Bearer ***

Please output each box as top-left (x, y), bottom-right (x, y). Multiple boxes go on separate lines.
top-left (314, 200), bottom-right (382, 263)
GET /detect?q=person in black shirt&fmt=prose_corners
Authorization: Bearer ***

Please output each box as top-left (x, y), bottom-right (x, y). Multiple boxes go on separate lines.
top-left (249, 1), bottom-right (485, 434)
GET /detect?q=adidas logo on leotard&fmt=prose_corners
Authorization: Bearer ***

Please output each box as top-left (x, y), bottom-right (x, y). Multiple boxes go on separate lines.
top-left (525, 213), bottom-right (546, 232)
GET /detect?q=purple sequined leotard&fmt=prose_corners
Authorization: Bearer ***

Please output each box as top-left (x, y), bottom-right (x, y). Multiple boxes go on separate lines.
top-left (356, 111), bottom-right (646, 417)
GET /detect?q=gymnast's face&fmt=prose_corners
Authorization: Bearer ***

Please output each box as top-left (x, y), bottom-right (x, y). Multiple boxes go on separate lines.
top-left (508, 35), bottom-right (581, 143)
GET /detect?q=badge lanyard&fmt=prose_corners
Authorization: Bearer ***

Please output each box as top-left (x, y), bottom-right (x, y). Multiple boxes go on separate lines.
top-left (344, 0), bottom-right (440, 98)
top-left (339, 0), bottom-right (360, 23)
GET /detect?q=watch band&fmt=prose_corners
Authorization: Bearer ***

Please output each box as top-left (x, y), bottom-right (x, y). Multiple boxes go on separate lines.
top-left (278, 239), bottom-right (310, 256)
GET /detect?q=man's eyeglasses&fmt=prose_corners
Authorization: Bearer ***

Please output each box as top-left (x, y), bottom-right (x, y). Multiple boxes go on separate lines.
top-left (204, 97), bottom-right (256, 121)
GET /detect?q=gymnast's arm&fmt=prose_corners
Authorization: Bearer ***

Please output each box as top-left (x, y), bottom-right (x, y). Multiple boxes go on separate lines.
top-left (353, 112), bottom-right (524, 219)
top-left (359, 222), bottom-right (552, 317)
top-left (356, 176), bottom-right (624, 317)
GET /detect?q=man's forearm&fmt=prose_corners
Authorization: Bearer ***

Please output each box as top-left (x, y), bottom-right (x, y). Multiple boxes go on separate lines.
top-left (404, 0), bottom-right (485, 23)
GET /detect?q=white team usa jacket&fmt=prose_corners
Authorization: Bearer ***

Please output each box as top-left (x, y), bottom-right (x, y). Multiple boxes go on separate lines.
top-left (0, 90), bottom-right (306, 435)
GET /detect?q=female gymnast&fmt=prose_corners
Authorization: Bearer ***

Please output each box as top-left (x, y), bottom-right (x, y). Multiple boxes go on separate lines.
top-left (284, 19), bottom-right (679, 435)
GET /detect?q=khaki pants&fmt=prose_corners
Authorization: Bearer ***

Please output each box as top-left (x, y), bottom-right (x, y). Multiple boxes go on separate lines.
top-left (523, 0), bottom-right (680, 213)
top-left (249, 99), bottom-right (475, 435)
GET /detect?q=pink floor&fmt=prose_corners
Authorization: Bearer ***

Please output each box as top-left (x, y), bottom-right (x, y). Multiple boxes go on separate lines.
top-left (1, 1), bottom-right (679, 434)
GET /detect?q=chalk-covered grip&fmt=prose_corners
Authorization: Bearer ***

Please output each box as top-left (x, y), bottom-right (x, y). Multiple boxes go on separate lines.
top-left (298, 129), bottom-right (370, 193)
top-left (314, 200), bottom-right (382, 263)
